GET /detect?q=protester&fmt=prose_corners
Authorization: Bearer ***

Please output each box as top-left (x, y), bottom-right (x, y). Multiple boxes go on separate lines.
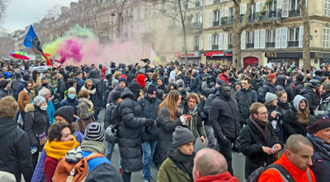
top-left (193, 148), bottom-right (239, 182)
top-left (158, 126), bottom-right (195, 182)
top-left (258, 73), bottom-right (277, 103)
top-left (0, 79), bottom-right (10, 100)
top-left (81, 79), bottom-right (98, 111)
top-left (38, 88), bottom-right (56, 124)
top-left (77, 89), bottom-right (95, 133)
top-left (60, 87), bottom-right (79, 115)
top-left (301, 79), bottom-right (320, 115)
top-left (0, 96), bottom-right (33, 182)
top-left (258, 134), bottom-right (316, 182)
top-left (315, 82), bottom-right (330, 116)
top-left (14, 74), bottom-right (30, 100)
top-left (107, 77), bottom-right (126, 104)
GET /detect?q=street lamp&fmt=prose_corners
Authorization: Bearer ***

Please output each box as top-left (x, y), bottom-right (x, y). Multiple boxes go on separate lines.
top-left (111, 11), bottom-right (133, 38)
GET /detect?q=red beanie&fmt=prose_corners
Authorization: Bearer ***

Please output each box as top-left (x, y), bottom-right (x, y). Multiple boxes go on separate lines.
top-left (267, 73), bottom-right (276, 82)
top-left (101, 68), bottom-right (107, 73)
top-left (121, 75), bottom-right (127, 80)
top-left (136, 74), bottom-right (146, 88)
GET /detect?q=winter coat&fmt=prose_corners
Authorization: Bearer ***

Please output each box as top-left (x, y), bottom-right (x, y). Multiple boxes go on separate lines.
top-left (178, 72), bottom-right (187, 87)
top-left (89, 69), bottom-right (103, 98)
top-left (249, 73), bottom-right (260, 91)
top-left (0, 118), bottom-right (33, 182)
top-left (218, 73), bottom-right (229, 85)
top-left (24, 104), bottom-right (50, 147)
top-left (209, 92), bottom-right (240, 139)
top-left (60, 97), bottom-right (79, 115)
top-left (18, 89), bottom-right (34, 112)
top-left (157, 106), bottom-right (183, 166)
top-left (277, 101), bottom-right (291, 123)
top-left (234, 87), bottom-right (258, 124)
top-left (117, 87), bottom-right (147, 172)
top-left (74, 77), bottom-right (85, 94)
top-left (37, 84), bottom-right (54, 96)
top-left (239, 118), bottom-right (283, 178)
top-left (203, 94), bottom-right (216, 126)
top-left (138, 95), bottom-right (161, 142)
top-left (158, 149), bottom-right (194, 182)
top-left (15, 78), bottom-right (26, 100)
top-left (77, 98), bottom-right (94, 120)
top-left (257, 154), bottom-right (316, 182)
top-left (104, 102), bottom-right (116, 129)
top-left (307, 133), bottom-right (330, 182)
top-left (0, 88), bottom-right (9, 100)
top-left (183, 103), bottom-right (205, 139)
top-left (258, 81), bottom-right (276, 103)
top-left (80, 85), bottom-right (98, 109)
top-left (47, 76), bottom-right (58, 89)
top-left (315, 92), bottom-right (330, 117)
top-left (301, 86), bottom-right (319, 114)
top-left (107, 85), bottom-right (124, 104)
top-left (194, 172), bottom-right (239, 182)
top-left (190, 73), bottom-right (200, 93)
top-left (265, 104), bottom-right (280, 134)
top-left (32, 77), bottom-right (41, 94)
top-left (178, 87), bottom-right (188, 101)
top-left (282, 95), bottom-right (309, 137)
top-left (276, 75), bottom-right (294, 102)
top-left (201, 82), bottom-right (213, 98)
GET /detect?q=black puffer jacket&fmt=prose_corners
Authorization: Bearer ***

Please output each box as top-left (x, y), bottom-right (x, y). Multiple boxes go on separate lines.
top-left (157, 106), bottom-right (183, 167)
top-left (89, 69), bottom-right (103, 98)
top-left (277, 101), bottom-right (291, 123)
top-left (203, 94), bottom-right (216, 125)
top-left (301, 86), bottom-right (319, 114)
top-left (258, 81), bottom-right (276, 103)
top-left (24, 104), bottom-right (50, 147)
top-left (0, 88), bottom-right (9, 100)
top-left (209, 92), bottom-right (240, 139)
top-left (0, 118), bottom-right (33, 182)
top-left (276, 75), bottom-right (294, 102)
top-left (234, 87), bottom-right (257, 124)
top-left (238, 118), bottom-right (283, 178)
top-left (117, 87), bottom-right (147, 173)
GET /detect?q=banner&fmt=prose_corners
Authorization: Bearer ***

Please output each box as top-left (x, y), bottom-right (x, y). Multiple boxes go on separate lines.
top-left (23, 25), bottom-right (44, 55)
top-left (150, 48), bottom-right (160, 65)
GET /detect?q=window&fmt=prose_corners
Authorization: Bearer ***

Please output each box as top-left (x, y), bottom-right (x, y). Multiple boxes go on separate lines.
top-left (212, 34), bottom-right (219, 45)
top-left (266, 29), bottom-right (275, 42)
top-left (290, 0), bottom-right (299, 10)
top-left (268, 0), bottom-right (277, 11)
top-left (137, 7), bottom-right (140, 19)
top-left (195, 36), bottom-right (199, 48)
top-left (288, 27), bottom-right (299, 41)
top-left (229, 33), bottom-right (233, 44)
top-left (325, 0), bottom-right (330, 16)
top-left (229, 8), bottom-right (234, 17)
top-left (214, 11), bottom-right (219, 22)
top-left (246, 31), bottom-right (254, 43)
top-left (323, 27), bottom-right (330, 48)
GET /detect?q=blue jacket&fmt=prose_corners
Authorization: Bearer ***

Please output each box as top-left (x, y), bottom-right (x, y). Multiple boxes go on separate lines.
top-left (190, 73), bottom-right (200, 93)
top-left (59, 97), bottom-right (78, 115)
top-left (3, 71), bottom-right (11, 79)
top-left (15, 78), bottom-right (26, 100)
top-left (47, 101), bottom-right (55, 124)
top-left (75, 77), bottom-right (85, 93)
top-left (81, 151), bottom-right (111, 172)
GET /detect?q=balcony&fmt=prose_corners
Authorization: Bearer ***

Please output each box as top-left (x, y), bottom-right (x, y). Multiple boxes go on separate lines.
top-left (266, 42), bottom-right (275, 48)
top-left (288, 41), bottom-right (299, 47)
top-left (212, 45), bottom-right (219, 49)
top-left (228, 44), bottom-right (233, 49)
top-left (249, 9), bottom-right (282, 22)
top-left (194, 45), bottom-right (199, 50)
top-left (246, 43), bottom-right (254, 48)
top-left (221, 16), bottom-right (234, 26)
top-left (289, 9), bottom-right (300, 17)
top-left (213, 21), bottom-right (219, 26)
top-left (190, 22), bottom-right (203, 30)
top-left (195, 1), bottom-right (200, 7)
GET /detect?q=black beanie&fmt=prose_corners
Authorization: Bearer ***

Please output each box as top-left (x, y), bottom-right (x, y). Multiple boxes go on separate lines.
top-left (54, 106), bottom-right (74, 123)
top-left (296, 74), bottom-right (304, 82)
top-left (147, 85), bottom-right (157, 94)
top-left (128, 82), bottom-right (141, 99)
top-left (113, 91), bottom-right (121, 101)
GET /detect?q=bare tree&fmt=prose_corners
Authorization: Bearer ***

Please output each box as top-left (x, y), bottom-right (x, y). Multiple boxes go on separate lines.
top-left (0, 29), bottom-right (14, 58)
top-left (232, 0), bottom-right (254, 69)
top-left (0, 0), bottom-right (11, 26)
top-left (299, 0), bottom-right (310, 72)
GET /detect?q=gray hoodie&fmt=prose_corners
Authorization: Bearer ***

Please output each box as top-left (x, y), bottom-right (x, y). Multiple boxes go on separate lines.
top-left (293, 95), bottom-right (309, 111)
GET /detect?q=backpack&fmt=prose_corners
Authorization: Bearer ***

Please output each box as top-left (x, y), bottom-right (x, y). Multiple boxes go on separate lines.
top-left (53, 152), bottom-right (105, 182)
top-left (247, 163), bottom-right (313, 182)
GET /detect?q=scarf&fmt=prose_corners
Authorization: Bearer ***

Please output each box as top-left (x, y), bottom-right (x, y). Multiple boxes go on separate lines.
top-left (44, 135), bottom-right (80, 160)
top-left (249, 115), bottom-right (268, 142)
top-left (307, 133), bottom-right (330, 160)
top-left (81, 85), bottom-right (96, 95)
top-left (116, 85), bottom-right (123, 92)
top-left (168, 149), bottom-right (195, 181)
top-left (81, 140), bottom-right (106, 155)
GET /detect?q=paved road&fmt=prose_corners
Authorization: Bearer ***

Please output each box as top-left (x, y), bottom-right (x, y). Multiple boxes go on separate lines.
top-left (23, 109), bottom-right (246, 182)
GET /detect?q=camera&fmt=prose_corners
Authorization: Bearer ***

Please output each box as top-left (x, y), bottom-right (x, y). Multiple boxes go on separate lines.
top-left (273, 111), bottom-right (281, 117)
top-left (141, 58), bottom-right (150, 64)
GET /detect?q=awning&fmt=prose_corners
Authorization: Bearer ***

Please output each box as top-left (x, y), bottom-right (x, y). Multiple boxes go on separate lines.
top-left (204, 51), bottom-right (232, 58)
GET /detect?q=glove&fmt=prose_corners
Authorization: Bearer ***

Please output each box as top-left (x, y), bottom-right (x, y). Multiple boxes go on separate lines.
top-left (146, 119), bottom-right (154, 125)
top-left (219, 135), bottom-right (231, 146)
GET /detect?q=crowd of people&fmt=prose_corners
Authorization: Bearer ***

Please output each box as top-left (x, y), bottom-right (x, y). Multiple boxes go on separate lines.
top-left (1, 59), bottom-right (330, 182)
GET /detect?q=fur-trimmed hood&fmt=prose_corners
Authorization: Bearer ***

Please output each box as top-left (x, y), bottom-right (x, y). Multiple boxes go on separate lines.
top-left (78, 97), bottom-right (94, 109)
top-left (81, 85), bottom-right (96, 95)
top-left (24, 103), bottom-right (35, 113)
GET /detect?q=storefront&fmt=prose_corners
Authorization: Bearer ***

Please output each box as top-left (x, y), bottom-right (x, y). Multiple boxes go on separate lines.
top-left (175, 52), bottom-right (201, 64)
top-left (311, 52), bottom-right (330, 65)
top-left (265, 52), bottom-right (301, 68)
top-left (204, 51), bottom-right (233, 66)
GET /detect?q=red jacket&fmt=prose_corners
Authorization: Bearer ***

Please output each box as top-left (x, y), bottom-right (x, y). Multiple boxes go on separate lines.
top-left (44, 156), bottom-right (58, 182)
top-left (195, 172), bottom-right (239, 182)
top-left (258, 154), bottom-right (316, 182)
top-left (218, 73), bottom-right (229, 85)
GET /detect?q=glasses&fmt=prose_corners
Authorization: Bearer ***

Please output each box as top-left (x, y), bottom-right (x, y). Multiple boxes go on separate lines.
top-left (259, 112), bottom-right (268, 116)
top-left (87, 84), bottom-right (93, 87)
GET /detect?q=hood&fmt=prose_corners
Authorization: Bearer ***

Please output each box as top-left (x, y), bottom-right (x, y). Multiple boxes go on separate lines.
top-left (157, 89), bottom-right (164, 100)
top-left (79, 98), bottom-right (94, 108)
top-left (20, 78), bottom-right (26, 83)
top-left (24, 103), bottom-right (35, 113)
top-left (0, 118), bottom-right (17, 137)
top-left (81, 85), bottom-right (96, 95)
top-left (276, 75), bottom-right (286, 86)
top-left (89, 69), bottom-right (98, 79)
top-left (120, 87), bottom-right (137, 100)
top-left (293, 95), bottom-right (309, 111)
top-left (130, 67), bottom-right (137, 74)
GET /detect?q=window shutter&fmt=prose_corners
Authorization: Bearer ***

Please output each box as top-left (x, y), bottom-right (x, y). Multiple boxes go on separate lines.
top-left (260, 29), bottom-right (266, 49)
top-left (208, 34), bottom-right (212, 50)
top-left (254, 30), bottom-right (260, 49)
top-left (224, 33), bottom-right (228, 50)
top-left (281, 27), bottom-right (288, 48)
top-left (282, 0), bottom-right (289, 17)
top-left (220, 9), bottom-right (224, 20)
top-left (219, 33), bottom-right (223, 50)
top-left (225, 8), bottom-right (229, 17)
top-left (327, 28), bottom-right (330, 47)
top-left (199, 34), bottom-right (203, 50)
top-left (200, 12), bottom-right (203, 24)
top-left (277, 0), bottom-right (282, 9)
top-left (261, 1), bottom-right (266, 11)
top-left (256, 2), bottom-right (261, 12)
top-left (241, 31), bottom-right (246, 49)
top-left (200, 0), bottom-right (203, 7)
top-left (209, 0), bottom-right (213, 5)
top-left (323, 27), bottom-right (326, 48)
top-left (243, 4), bottom-right (247, 14)
top-left (240, 5), bottom-right (243, 14)
top-left (275, 28), bottom-right (281, 48)
top-left (299, 26), bottom-right (304, 48)
top-left (209, 11), bottom-right (213, 27)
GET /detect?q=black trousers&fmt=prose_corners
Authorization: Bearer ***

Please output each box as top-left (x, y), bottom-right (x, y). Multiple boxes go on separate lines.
top-left (218, 138), bottom-right (235, 176)
top-left (122, 171), bottom-right (131, 182)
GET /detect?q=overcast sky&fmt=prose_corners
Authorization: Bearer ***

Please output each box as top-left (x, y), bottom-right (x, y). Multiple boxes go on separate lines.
top-left (3, 0), bottom-right (77, 33)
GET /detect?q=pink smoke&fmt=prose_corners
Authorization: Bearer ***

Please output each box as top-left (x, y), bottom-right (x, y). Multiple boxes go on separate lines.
top-left (57, 39), bottom-right (83, 64)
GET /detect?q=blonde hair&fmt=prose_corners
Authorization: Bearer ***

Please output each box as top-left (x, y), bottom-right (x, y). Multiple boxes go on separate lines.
top-left (0, 96), bottom-right (18, 120)
top-left (84, 79), bottom-right (93, 87)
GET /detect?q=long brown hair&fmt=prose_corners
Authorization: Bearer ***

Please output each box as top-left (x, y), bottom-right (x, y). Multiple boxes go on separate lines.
top-left (296, 99), bottom-right (310, 125)
top-left (158, 90), bottom-right (181, 121)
